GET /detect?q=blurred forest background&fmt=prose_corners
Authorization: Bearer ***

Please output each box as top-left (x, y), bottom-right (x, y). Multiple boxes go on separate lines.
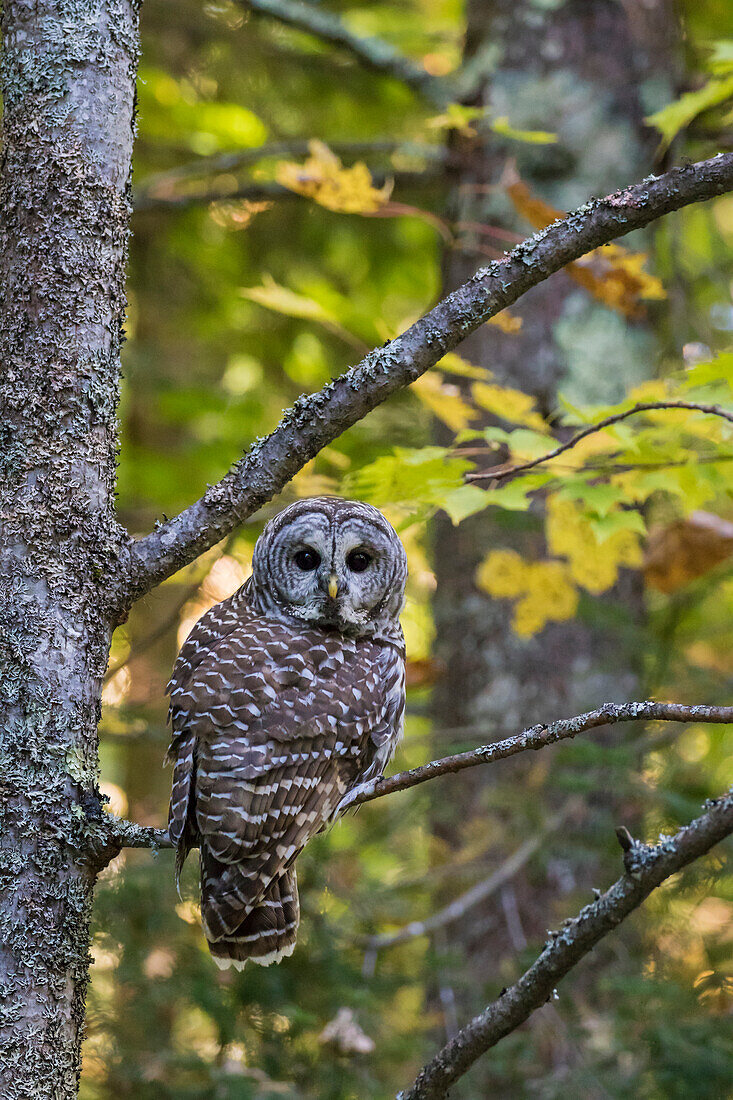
top-left (85, 1), bottom-right (733, 1096)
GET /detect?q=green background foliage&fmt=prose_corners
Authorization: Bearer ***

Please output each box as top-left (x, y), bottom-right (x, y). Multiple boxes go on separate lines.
top-left (85, 2), bottom-right (733, 1096)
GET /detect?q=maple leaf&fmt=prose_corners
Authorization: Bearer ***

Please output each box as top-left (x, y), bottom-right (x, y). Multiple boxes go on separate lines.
top-left (276, 140), bottom-right (393, 213)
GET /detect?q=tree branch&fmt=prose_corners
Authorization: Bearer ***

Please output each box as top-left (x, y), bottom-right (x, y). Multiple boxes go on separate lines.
top-left (366, 801), bottom-right (576, 952)
top-left (237, 0), bottom-right (449, 106)
top-left (117, 153), bottom-right (733, 610)
top-left (133, 139), bottom-right (443, 206)
top-left (106, 701), bottom-right (733, 854)
top-left (396, 787), bottom-right (733, 1100)
top-left (340, 701), bottom-right (733, 809)
top-left (466, 401), bottom-right (733, 483)
top-left (134, 168), bottom-right (440, 213)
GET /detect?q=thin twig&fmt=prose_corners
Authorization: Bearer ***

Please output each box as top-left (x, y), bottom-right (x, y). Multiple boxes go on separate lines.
top-left (466, 401), bottom-right (733, 483)
top-left (237, 0), bottom-right (450, 106)
top-left (367, 801), bottom-right (577, 952)
top-left (396, 787), bottom-right (733, 1099)
top-left (342, 701), bottom-right (733, 809)
top-left (118, 153), bottom-right (733, 609)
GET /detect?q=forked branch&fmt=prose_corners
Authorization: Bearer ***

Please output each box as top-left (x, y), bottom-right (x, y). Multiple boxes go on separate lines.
top-left (119, 153), bottom-right (733, 610)
top-left (397, 787), bottom-right (733, 1099)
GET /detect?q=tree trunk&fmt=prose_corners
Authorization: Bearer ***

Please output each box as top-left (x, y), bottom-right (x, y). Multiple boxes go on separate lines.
top-left (0, 1), bottom-right (138, 1094)
top-left (430, 0), bottom-right (677, 1050)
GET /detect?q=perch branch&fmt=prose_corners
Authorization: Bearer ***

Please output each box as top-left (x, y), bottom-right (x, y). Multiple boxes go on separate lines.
top-left (119, 153), bottom-right (733, 609)
top-left (107, 701), bottom-right (733, 852)
top-left (237, 0), bottom-right (449, 106)
top-left (341, 701), bottom-right (733, 809)
top-left (396, 787), bottom-right (733, 1100)
top-left (466, 401), bottom-right (733, 483)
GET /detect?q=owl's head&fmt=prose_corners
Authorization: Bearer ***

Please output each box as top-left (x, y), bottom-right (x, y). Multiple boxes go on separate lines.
top-left (250, 497), bottom-right (407, 635)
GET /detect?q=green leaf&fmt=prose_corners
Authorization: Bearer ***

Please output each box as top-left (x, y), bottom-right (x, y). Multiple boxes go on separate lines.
top-left (442, 484), bottom-right (489, 523)
top-left (645, 73), bottom-right (733, 148)
top-left (489, 116), bottom-right (557, 144)
top-left (588, 510), bottom-right (647, 542)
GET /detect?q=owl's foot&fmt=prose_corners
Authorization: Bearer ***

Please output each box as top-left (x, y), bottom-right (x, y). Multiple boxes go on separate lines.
top-left (336, 774), bottom-right (384, 815)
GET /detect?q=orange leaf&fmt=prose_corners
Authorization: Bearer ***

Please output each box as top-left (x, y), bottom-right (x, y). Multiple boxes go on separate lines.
top-left (644, 511), bottom-right (733, 593)
top-left (506, 176), bottom-right (665, 318)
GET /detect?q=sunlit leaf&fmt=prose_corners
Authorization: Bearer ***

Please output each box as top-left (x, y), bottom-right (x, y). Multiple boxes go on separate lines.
top-left (476, 551), bottom-right (578, 636)
top-left (426, 103), bottom-right (485, 136)
top-left (412, 372), bottom-right (478, 431)
top-left (487, 309), bottom-right (523, 334)
top-left (646, 73), bottom-right (733, 148)
top-left (489, 116), bottom-right (557, 144)
top-left (472, 382), bottom-right (548, 430)
top-left (276, 140), bottom-right (393, 213)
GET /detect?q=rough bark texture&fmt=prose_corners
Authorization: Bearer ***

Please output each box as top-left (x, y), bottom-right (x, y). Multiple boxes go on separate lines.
top-left (0, 1), bottom-right (138, 1094)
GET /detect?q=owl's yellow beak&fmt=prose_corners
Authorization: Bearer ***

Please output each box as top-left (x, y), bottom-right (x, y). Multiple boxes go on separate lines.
top-left (328, 574), bottom-right (339, 599)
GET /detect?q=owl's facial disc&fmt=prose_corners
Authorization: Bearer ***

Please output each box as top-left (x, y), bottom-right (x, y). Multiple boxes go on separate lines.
top-left (253, 499), bottom-right (407, 635)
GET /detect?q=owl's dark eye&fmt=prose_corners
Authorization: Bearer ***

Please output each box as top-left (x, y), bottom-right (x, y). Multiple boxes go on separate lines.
top-left (294, 548), bottom-right (321, 571)
top-left (346, 550), bottom-right (372, 573)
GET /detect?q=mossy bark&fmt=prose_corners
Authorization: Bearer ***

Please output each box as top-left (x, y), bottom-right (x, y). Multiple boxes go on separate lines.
top-left (0, 1), bottom-right (138, 1094)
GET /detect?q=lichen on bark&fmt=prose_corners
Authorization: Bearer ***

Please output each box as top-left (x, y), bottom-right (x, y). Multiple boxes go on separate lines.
top-left (0, 1), bottom-right (138, 1094)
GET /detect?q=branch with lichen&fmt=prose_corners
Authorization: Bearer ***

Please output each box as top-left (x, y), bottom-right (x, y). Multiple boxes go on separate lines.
top-left (396, 786), bottom-right (733, 1100)
top-left (116, 152), bottom-right (733, 611)
top-left (237, 0), bottom-right (449, 106)
top-left (102, 700), bottom-right (733, 857)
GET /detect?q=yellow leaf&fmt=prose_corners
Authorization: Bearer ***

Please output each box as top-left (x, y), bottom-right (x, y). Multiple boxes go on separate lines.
top-left (488, 310), bottom-right (523, 334)
top-left (506, 176), bottom-right (666, 318)
top-left (426, 104), bottom-right (484, 137)
top-left (240, 275), bottom-right (367, 351)
top-left (546, 497), bottom-right (642, 594)
top-left (412, 372), bottom-right (478, 432)
top-left (241, 274), bottom-right (337, 324)
top-left (472, 381), bottom-right (548, 430)
top-left (476, 549), bottom-right (528, 598)
top-left (209, 199), bottom-right (273, 230)
top-left (437, 352), bottom-right (492, 380)
top-left (276, 140), bottom-right (393, 213)
top-left (476, 551), bottom-right (578, 637)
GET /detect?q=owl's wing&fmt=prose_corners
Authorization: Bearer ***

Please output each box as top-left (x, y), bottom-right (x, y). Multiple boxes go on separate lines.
top-left (166, 587), bottom-right (249, 849)
top-left (169, 615), bottom-right (404, 939)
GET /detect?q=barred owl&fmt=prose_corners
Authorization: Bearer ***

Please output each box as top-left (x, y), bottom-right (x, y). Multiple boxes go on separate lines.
top-left (166, 497), bottom-right (407, 969)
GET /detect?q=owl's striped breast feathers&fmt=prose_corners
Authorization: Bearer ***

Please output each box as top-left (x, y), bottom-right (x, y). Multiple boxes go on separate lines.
top-left (166, 592), bottom-right (405, 968)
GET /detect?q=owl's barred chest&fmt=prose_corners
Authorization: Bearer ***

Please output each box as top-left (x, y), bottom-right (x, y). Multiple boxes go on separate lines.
top-left (169, 599), bottom-right (405, 775)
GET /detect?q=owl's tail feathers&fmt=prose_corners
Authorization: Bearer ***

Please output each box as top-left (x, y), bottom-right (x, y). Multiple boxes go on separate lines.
top-left (205, 867), bottom-right (301, 971)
